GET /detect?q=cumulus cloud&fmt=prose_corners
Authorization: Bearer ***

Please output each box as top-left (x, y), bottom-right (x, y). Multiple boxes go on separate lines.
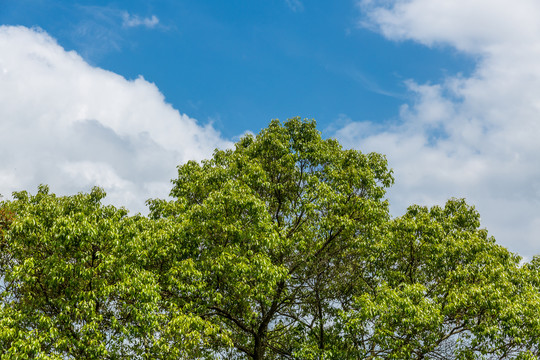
top-left (0, 25), bottom-right (231, 213)
top-left (337, 0), bottom-right (540, 257)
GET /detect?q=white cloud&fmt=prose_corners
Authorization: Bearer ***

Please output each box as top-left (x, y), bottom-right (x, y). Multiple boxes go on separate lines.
top-left (357, 0), bottom-right (540, 54)
top-left (338, 0), bottom-right (540, 257)
top-left (122, 13), bottom-right (160, 29)
top-left (0, 26), bottom-right (231, 213)
top-left (65, 7), bottom-right (163, 60)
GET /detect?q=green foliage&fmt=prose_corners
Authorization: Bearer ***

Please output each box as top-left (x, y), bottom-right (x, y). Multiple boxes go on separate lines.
top-left (1, 118), bottom-right (539, 359)
top-left (338, 199), bottom-right (540, 359)
top-left (148, 117), bottom-right (395, 358)
top-left (0, 186), bottom-right (217, 359)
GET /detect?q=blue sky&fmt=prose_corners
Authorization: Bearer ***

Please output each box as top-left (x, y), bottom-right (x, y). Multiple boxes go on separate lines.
top-left (1, 0), bottom-right (540, 258)
top-left (1, 0), bottom-right (474, 136)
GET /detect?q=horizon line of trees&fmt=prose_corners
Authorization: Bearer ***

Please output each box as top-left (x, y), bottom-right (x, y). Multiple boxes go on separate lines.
top-left (1, 117), bottom-right (539, 359)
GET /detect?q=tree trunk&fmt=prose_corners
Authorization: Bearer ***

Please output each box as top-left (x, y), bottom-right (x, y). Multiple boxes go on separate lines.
top-left (253, 333), bottom-right (266, 360)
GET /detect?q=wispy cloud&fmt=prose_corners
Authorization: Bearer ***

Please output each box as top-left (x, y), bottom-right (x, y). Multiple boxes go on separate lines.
top-left (285, 0), bottom-right (304, 12)
top-left (65, 6), bottom-right (162, 61)
top-left (122, 13), bottom-right (160, 29)
top-left (337, 65), bottom-right (406, 99)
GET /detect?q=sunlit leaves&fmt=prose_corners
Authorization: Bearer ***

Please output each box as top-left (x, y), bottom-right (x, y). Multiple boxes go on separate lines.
top-left (339, 199), bottom-right (540, 359)
top-left (1, 118), bottom-right (539, 359)
top-left (150, 117), bottom-right (394, 359)
top-left (0, 187), bottom-right (215, 359)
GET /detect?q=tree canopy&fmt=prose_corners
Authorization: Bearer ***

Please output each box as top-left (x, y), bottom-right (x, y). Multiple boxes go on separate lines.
top-left (1, 118), bottom-right (539, 359)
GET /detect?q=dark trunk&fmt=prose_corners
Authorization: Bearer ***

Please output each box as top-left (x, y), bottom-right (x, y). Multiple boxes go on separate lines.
top-left (253, 332), bottom-right (266, 360)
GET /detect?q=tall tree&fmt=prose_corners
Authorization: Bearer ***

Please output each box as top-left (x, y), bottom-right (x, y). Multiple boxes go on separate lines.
top-left (148, 117), bottom-right (394, 359)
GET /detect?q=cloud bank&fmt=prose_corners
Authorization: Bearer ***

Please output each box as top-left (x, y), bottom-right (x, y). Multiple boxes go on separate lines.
top-left (0, 26), bottom-right (231, 213)
top-left (337, 0), bottom-right (540, 257)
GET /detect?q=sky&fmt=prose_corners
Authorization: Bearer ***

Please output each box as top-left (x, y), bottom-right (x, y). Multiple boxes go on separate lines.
top-left (0, 0), bottom-right (539, 258)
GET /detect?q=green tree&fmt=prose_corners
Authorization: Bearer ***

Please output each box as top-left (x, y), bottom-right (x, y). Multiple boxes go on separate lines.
top-left (148, 117), bottom-right (394, 359)
top-left (0, 186), bottom-right (217, 359)
top-left (337, 199), bottom-right (540, 359)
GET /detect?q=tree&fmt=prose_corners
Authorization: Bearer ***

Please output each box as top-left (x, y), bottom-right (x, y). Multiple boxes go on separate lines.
top-left (337, 199), bottom-right (540, 359)
top-left (148, 117), bottom-right (394, 359)
top-left (0, 186), bottom-right (218, 359)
